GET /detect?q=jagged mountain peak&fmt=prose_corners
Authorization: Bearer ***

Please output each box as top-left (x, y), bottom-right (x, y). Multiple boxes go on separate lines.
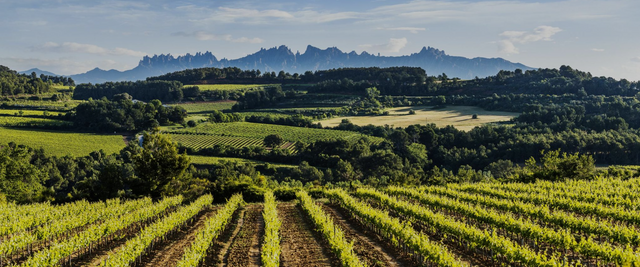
top-left (68, 45), bottom-right (532, 83)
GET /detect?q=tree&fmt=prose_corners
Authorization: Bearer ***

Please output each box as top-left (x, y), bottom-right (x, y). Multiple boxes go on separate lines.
top-left (522, 150), bottom-right (595, 182)
top-left (133, 133), bottom-right (191, 198)
top-left (0, 144), bottom-right (49, 203)
top-left (263, 134), bottom-right (284, 148)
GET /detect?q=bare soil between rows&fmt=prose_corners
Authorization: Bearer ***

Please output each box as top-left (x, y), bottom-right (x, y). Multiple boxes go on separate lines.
top-left (278, 202), bottom-right (338, 267)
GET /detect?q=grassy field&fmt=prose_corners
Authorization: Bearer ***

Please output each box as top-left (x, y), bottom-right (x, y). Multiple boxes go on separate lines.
top-left (189, 155), bottom-right (297, 167)
top-left (0, 109), bottom-right (66, 117)
top-left (0, 116), bottom-right (72, 127)
top-left (171, 122), bottom-right (384, 143)
top-left (0, 127), bottom-right (126, 157)
top-left (0, 99), bottom-right (84, 110)
top-left (174, 101), bottom-right (236, 114)
top-left (189, 84), bottom-right (278, 91)
top-left (320, 106), bottom-right (519, 131)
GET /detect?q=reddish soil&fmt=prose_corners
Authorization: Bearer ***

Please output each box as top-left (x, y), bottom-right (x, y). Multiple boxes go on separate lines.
top-left (140, 207), bottom-right (220, 266)
top-left (201, 208), bottom-right (245, 267)
top-left (321, 202), bottom-right (416, 267)
top-left (278, 203), bottom-right (337, 267)
top-left (223, 204), bottom-right (263, 267)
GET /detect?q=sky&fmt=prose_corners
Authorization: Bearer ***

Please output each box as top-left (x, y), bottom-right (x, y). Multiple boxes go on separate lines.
top-left (1, 0), bottom-right (639, 80)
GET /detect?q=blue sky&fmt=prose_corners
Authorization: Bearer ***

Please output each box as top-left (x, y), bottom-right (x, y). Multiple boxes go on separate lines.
top-left (1, 0), bottom-right (639, 80)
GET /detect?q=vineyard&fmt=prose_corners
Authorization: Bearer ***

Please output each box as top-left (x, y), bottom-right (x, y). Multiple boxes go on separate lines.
top-left (171, 122), bottom-right (385, 144)
top-left (1, 177), bottom-right (639, 266)
top-left (168, 132), bottom-right (297, 152)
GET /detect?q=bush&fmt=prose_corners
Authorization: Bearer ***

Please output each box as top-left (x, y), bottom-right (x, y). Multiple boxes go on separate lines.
top-left (472, 114), bottom-right (478, 119)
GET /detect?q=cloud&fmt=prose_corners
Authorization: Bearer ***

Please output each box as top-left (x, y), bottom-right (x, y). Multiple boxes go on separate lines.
top-left (34, 42), bottom-right (146, 57)
top-left (172, 31), bottom-right (264, 43)
top-left (497, 26), bottom-right (562, 54)
top-left (591, 48), bottom-right (605, 52)
top-left (360, 38), bottom-right (408, 53)
top-left (497, 40), bottom-right (519, 54)
top-left (631, 57), bottom-right (640, 63)
top-left (377, 27), bottom-right (426, 34)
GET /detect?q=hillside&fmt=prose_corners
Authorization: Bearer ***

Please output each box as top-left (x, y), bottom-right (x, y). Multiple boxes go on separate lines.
top-left (68, 45), bottom-right (532, 83)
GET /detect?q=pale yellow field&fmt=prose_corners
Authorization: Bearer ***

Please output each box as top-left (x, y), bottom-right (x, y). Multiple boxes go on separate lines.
top-left (320, 106), bottom-right (519, 131)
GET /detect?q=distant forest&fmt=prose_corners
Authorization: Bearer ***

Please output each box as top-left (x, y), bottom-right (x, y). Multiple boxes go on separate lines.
top-left (0, 65), bottom-right (74, 96)
top-left (1, 64), bottom-right (639, 203)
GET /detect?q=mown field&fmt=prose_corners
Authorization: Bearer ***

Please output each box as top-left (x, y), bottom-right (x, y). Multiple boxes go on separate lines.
top-left (0, 99), bottom-right (84, 110)
top-left (321, 105), bottom-right (519, 131)
top-left (171, 122), bottom-right (385, 143)
top-left (174, 100), bottom-right (236, 114)
top-left (190, 155), bottom-right (297, 167)
top-left (3, 177), bottom-right (638, 267)
top-left (0, 127), bottom-right (125, 157)
top-left (190, 84), bottom-right (278, 91)
top-left (0, 116), bottom-right (72, 128)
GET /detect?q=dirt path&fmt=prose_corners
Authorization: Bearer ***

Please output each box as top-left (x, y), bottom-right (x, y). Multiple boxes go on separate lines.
top-left (321, 202), bottom-right (414, 267)
top-left (224, 204), bottom-right (263, 267)
top-left (278, 203), bottom-right (336, 267)
top-left (201, 208), bottom-right (245, 267)
top-left (140, 207), bottom-right (220, 267)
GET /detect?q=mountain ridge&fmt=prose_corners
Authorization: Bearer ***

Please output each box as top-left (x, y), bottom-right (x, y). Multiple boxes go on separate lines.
top-left (61, 45), bottom-right (531, 83)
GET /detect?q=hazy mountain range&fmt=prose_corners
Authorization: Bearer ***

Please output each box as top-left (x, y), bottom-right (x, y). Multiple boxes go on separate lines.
top-left (21, 45), bottom-right (533, 84)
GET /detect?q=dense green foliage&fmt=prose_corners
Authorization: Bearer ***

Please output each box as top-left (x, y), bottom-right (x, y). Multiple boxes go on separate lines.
top-left (0, 66), bottom-right (54, 96)
top-left (73, 98), bottom-right (187, 132)
top-left (73, 80), bottom-right (184, 102)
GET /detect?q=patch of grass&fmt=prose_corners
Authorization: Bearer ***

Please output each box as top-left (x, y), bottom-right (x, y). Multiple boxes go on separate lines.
top-left (319, 105), bottom-right (519, 131)
top-left (189, 155), bottom-right (296, 168)
top-left (0, 99), bottom-right (84, 110)
top-left (173, 101), bottom-right (236, 114)
top-left (0, 116), bottom-right (72, 127)
top-left (189, 84), bottom-right (278, 91)
top-left (0, 109), bottom-right (66, 117)
top-left (0, 127), bottom-right (125, 157)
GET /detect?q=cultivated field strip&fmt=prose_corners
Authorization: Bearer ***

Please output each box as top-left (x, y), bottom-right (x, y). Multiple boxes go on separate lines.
top-left (296, 191), bottom-right (365, 267)
top-left (353, 188), bottom-right (567, 267)
top-left (17, 196), bottom-right (182, 267)
top-left (381, 187), bottom-right (639, 266)
top-left (176, 194), bottom-right (243, 267)
top-left (261, 192), bottom-right (281, 267)
top-left (168, 133), bottom-right (294, 151)
top-left (0, 198), bottom-right (151, 261)
top-left (0, 199), bottom-right (98, 238)
top-left (418, 185), bottom-right (640, 247)
top-left (98, 195), bottom-right (213, 266)
top-left (324, 189), bottom-right (467, 267)
top-left (467, 178), bottom-right (640, 209)
top-left (450, 184), bottom-right (640, 225)
top-left (5, 177), bottom-right (640, 267)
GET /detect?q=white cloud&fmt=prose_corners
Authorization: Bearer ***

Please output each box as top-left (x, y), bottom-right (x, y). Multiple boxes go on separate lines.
top-left (172, 31), bottom-right (264, 43)
top-left (360, 38), bottom-right (408, 53)
top-left (497, 40), bottom-right (519, 54)
top-left (591, 48), bottom-right (605, 52)
top-left (631, 57), bottom-right (640, 63)
top-left (377, 27), bottom-right (426, 34)
top-left (34, 42), bottom-right (146, 57)
top-left (497, 26), bottom-right (562, 54)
